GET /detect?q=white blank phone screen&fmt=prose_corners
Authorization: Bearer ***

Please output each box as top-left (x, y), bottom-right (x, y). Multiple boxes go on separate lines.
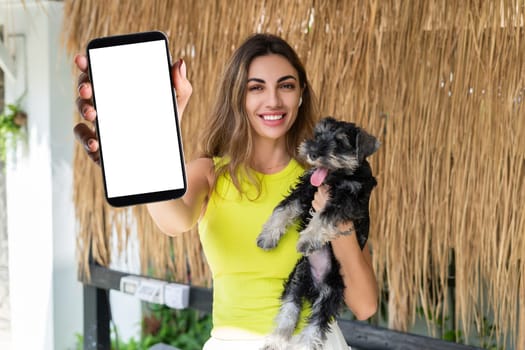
top-left (89, 40), bottom-right (184, 198)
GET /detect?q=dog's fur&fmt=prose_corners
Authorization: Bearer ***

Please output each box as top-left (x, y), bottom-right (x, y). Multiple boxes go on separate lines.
top-left (256, 117), bottom-right (379, 350)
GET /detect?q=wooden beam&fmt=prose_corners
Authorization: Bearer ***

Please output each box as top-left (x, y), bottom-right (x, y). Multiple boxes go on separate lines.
top-left (83, 285), bottom-right (110, 350)
top-left (339, 319), bottom-right (483, 350)
top-left (83, 263), bottom-right (484, 349)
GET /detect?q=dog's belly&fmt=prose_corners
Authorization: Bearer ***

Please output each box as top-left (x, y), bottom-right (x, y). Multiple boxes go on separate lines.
top-left (307, 245), bottom-right (332, 284)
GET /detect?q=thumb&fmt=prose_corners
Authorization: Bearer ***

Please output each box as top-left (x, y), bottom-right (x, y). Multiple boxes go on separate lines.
top-left (171, 58), bottom-right (193, 118)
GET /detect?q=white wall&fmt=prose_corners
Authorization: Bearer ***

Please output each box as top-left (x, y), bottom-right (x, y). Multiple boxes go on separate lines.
top-left (1, 2), bottom-right (81, 349)
top-left (1, 2), bottom-right (142, 349)
top-left (48, 4), bottom-right (83, 349)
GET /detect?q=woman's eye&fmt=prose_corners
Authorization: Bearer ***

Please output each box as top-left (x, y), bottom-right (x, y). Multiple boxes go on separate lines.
top-left (280, 83), bottom-right (295, 89)
top-left (248, 85), bottom-right (263, 91)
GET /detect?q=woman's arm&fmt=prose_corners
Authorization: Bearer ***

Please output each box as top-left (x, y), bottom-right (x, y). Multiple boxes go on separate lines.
top-left (146, 157), bottom-right (213, 236)
top-left (331, 228), bottom-right (378, 320)
top-left (312, 185), bottom-right (378, 320)
top-left (73, 53), bottom-right (206, 236)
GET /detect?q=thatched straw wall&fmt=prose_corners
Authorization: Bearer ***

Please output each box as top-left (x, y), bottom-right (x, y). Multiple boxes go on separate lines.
top-left (62, 1), bottom-right (524, 348)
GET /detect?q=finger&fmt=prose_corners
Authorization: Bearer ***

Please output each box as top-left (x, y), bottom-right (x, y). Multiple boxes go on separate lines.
top-left (171, 58), bottom-right (184, 86)
top-left (75, 53), bottom-right (92, 99)
top-left (313, 189), bottom-right (323, 203)
top-left (75, 56), bottom-right (95, 116)
top-left (319, 185), bottom-right (330, 199)
top-left (74, 123), bottom-right (101, 165)
top-left (311, 193), bottom-right (321, 211)
top-left (74, 53), bottom-right (88, 73)
top-left (76, 81), bottom-right (95, 121)
top-left (76, 72), bottom-right (95, 119)
top-left (74, 123), bottom-right (99, 153)
top-left (77, 71), bottom-right (90, 89)
top-left (75, 97), bottom-right (97, 122)
top-left (78, 80), bottom-right (93, 100)
top-left (171, 58), bottom-right (181, 82)
top-left (311, 199), bottom-right (322, 213)
top-left (171, 58), bottom-right (193, 116)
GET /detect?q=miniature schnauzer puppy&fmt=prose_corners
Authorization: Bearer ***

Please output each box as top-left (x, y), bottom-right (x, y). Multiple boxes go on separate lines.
top-left (256, 117), bottom-right (380, 350)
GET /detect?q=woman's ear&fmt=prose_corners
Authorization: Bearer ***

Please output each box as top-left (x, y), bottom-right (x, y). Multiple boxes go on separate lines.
top-left (299, 84), bottom-right (306, 107)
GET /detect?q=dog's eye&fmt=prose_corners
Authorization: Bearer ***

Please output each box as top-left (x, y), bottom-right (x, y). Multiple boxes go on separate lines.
top-left (335, 134), bottom-right (349, 145)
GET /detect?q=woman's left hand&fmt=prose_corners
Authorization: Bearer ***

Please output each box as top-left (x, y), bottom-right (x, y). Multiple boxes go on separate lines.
top-left (311, 184), bottom-right (378, 318)
top-left (312, 185), bottom-right (330, 212)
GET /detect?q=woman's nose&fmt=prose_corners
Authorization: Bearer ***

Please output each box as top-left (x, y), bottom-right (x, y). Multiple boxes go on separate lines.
top-left (266, 88), bottom-right (282, 107)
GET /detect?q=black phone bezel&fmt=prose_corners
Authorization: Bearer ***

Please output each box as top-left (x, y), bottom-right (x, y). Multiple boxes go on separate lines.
top-left (86, 31), bottom-right (187, 207)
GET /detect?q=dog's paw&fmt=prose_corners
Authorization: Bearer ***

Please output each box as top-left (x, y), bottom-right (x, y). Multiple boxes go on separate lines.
top-left (290, 335), bottom-right (324, 350)
top-left (256, 230), bottom-right (280, 250)
top-left (259, 345), bottom-right (280, 350)
top-left (260, 335), bottom-right (290, 350)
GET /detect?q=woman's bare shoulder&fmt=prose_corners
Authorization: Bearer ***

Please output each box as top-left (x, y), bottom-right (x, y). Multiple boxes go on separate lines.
top-left (187, 157), bottom-right (215, 186)
top-left (188, 156), bottom-right (214, 169)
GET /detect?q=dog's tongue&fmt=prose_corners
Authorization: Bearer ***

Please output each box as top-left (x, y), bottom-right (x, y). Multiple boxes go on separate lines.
top-left (311, 167), bottom-right (328, 187)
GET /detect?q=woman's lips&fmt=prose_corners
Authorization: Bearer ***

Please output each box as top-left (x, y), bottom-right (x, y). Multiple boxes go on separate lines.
top-left (258, 113), bottom-right (286, 125)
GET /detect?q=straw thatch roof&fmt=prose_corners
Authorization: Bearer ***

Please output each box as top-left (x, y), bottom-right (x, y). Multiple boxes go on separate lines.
top-left (62, 1), bottom-right (524, 348)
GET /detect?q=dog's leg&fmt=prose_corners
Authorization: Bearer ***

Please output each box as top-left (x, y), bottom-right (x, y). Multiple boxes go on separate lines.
top-left (291, 284), bottom-right (335, 350)
top-left (261, 293), bottom-right (302, 350)
top-left (257, 199), bottom-right (303, 250)
top-left (261, 259), bottom-right (308, 350)
top-left (296, 213), bottom-right (338, 255)
top-left (291, 246), bottom-right (343, 350)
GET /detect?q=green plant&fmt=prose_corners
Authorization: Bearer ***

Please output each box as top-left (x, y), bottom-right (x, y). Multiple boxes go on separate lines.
top-left (74, 307), bottom-right (212, 350)
top-left (0, 101), bottom-right (27, 162)
top-left (476, 317), bottom-right (504, 350)
top-left (75, 333), bottom-right (83, 350)
top-left (109, 306), bottom-right (212, 350)
top-left (136, 305), bottom-right (212, 350)
top-left (416, 306), bottom-right (464, 343)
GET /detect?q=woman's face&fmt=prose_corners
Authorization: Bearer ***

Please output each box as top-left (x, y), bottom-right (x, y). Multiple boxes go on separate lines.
top-left (245, 54), bottom-right (302, 143)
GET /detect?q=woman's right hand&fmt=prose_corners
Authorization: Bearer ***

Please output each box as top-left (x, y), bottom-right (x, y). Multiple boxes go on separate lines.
top-left (72, 54), bottom-right (193, 165)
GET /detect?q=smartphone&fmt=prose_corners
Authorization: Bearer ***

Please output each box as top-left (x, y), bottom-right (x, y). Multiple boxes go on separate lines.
top-left (87, 31), bottom-right (187, 207)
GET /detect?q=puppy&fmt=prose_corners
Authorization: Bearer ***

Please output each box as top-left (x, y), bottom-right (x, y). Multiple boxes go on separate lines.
top-left (256, 117), bottom-right (379, 350)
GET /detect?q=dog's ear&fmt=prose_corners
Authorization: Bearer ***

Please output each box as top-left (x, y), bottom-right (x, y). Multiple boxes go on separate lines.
top-left (356, 129), bottom-right (380, 161)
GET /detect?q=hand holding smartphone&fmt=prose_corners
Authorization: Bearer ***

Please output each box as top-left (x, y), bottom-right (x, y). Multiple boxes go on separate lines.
top-left (86, 31), bottom-right (187, 207)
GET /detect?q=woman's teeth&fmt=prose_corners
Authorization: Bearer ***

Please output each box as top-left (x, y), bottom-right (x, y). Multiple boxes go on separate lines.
top-left (262, 114), bottom-right (284, 121)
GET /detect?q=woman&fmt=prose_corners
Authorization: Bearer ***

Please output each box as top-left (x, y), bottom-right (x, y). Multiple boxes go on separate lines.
top-left (74, 33), bottom-right (378, 349)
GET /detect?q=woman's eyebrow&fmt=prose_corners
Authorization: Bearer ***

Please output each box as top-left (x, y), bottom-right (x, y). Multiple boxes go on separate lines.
top-left (277, 75), bottom-right (297, 83)
top-left (247, 75), bottom-right (298, 84)
top-left (247, 78), bottom-right (265, 83)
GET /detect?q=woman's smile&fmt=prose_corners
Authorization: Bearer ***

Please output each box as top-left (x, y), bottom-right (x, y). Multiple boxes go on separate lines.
top-left (258, 111), bottom-right (287, 125)
top-left (245, 54), bottom-right (301, 141)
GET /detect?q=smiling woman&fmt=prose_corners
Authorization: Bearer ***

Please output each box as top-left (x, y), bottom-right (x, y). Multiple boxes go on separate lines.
top-left (189, 34), bottom-right (375, 350)
top-left (199, 33), bottom-right (319, 197)
top-left (73, 32), bottom-right (377, 349)
top-left (66, 2), bottom-right (525, 348)
top-left (246, 71), bottom-right (299, 126)
top-left (244, 55), bottom-right (302, 169)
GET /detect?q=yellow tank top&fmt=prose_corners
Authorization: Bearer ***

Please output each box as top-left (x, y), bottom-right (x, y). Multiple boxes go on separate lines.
top-left (198, 158), bottom-right (308, 335)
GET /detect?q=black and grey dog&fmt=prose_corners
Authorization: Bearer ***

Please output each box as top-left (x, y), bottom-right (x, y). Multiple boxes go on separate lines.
top-left (256, 117), bottom-right (379, 350)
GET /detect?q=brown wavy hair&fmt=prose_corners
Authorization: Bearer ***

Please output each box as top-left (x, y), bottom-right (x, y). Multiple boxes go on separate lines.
top-left (200, 33), bottom-right (319, 196)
